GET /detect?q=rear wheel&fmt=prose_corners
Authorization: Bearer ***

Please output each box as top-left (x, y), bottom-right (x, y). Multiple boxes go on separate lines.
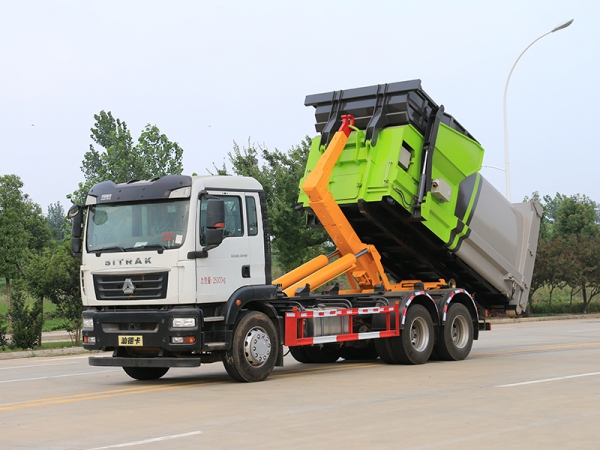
top-left (341, 342), bottom-right (379, 360)
top-left (435, 303), bottom-right (473, 361)
top-left (374, 338), bottom-right (400, 364)
top-left (304, 345), bottom-right (340, 363)
top-left (372, 311), bottom-right (401, 364)
top-left (222, 311), bottom-right (278, 382)
top-left (392, 304), bottom-right (434, 364)
top-left (122, 367), bottom-right (169, 380)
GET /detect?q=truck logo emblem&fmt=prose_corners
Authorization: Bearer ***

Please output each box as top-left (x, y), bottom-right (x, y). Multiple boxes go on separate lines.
top-left (122, 278), bottom-right (136, 294)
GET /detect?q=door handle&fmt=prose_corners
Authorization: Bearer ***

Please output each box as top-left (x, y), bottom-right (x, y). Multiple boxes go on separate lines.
top-left (242, 265), bottom-right (251, 278)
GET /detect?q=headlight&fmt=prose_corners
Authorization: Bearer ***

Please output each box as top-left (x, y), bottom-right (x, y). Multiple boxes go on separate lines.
top-left (172, 317), bottom-right (196, 328)
top-left (83, 317), bottom-right (94, 330)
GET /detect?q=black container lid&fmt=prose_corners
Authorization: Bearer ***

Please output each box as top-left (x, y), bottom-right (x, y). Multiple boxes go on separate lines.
top-left (305, 79), bottom-right (477, 146)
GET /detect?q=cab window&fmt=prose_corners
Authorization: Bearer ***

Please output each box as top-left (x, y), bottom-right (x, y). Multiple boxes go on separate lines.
top-left (246, 196), bottom-right (258, 236)
top-left (200, 196), bottom-right (243, 245)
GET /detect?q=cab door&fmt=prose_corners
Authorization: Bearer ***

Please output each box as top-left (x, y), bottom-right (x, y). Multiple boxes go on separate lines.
top-left (244, 192), bottom-right (267, 285)
top-left (195, 193), bottom-right (251, 304)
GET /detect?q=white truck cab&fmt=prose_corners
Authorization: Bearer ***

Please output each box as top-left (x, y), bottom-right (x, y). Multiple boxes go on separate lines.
top-left (72, 175), bottom-right (280, 381)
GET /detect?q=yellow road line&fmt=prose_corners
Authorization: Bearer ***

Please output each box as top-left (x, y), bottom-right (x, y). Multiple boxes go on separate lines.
top-left (3, 340), bottom-right (600, 412)
top-left (0, 363), bottom-right (380, 412)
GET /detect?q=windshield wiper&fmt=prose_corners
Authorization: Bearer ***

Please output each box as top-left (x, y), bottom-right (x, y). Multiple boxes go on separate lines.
top-left (134, 244), bottom-right (166, 254)
top-left (94, 246), bottom-right (126, 256)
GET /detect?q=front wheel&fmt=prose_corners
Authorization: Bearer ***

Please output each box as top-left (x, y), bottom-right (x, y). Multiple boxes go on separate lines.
top-left (223, 311), bottom-right (278, 382)
top-left (123, 367), bottom-right (169, 380)
top-left (435, 303), bottom-right (474, 361)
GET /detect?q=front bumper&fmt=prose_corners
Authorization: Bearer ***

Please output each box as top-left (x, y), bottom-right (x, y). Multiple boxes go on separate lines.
top-left (89, 356), bottom-right (201, 368)
top-left (82, 307), bottom-right (203, 352)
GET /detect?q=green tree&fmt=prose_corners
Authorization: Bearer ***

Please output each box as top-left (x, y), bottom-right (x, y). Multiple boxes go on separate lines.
top-left (21, 245), bottom-right (56, 344)
top-left (0, 313), bottom-right (7, 349)
top-left (24, 201), bottom-right (50, 255)
top-left (69, 111), bottom-right (184, 204)
top-left (532, 193), bottom-right (600, 314)
top-left (0, 175), bottom-right (37, 316)
top-left (562, 233), bottom-right (600, 313)
top-left (47, 202), bottom-right (66, 241)
top-left (9, 281), bottom-right (43, 349)
top-left (555, 194), bottom-right (599, 237)
top-left (24, 242), bottom-right (83, 344)
top-left (526, 192), bottom-right (568, 240)
top-left (226, 138), bottom-right (330, 273)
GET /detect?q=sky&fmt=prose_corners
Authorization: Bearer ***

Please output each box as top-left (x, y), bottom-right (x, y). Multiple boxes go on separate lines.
top-left (0, 0), bottom-right (597, 214)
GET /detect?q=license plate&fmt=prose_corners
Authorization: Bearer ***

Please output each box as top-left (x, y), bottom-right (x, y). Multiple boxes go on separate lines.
top-left (118, 335), bottom-right (143, 346)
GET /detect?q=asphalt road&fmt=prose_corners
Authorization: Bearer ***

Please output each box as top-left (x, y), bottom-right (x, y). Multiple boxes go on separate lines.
top-left (1, 318), bottom-right (600, 449)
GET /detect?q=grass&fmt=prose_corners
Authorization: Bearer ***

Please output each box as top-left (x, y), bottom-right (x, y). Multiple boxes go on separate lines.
top-left (0, 341), bottom-right (80, 354)
top-left (0, 280), bottom-right (68, 332)
top-left (529, 285), bottom-right (600, 315)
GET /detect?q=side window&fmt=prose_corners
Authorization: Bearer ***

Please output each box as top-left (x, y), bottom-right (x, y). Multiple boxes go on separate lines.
top-left (246, 196), bottom-right (258, 236)
top-left (200, 195), bottom-right (243, 245)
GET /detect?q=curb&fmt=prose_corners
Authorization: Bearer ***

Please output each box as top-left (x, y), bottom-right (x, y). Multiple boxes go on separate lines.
top-left (0, 346), bottom-right (90, 361)
top-left (488, 313), bottom-right (600, 324)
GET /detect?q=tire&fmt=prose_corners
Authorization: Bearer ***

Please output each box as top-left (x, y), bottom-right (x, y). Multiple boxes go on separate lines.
top-left (428, 347), bottom-right (441, 361)
top-left (304, 345), bottom-right (340, 363)
top-left (289, 346), bottom-right (313, 363)
top-left (374, 338), bottom-right (400, 364)
top-left (122, 367), bottom-right (169, 380)
top-left (340, 342), bottom-right (379, 360)
top-left (222, 311), bottom-right (278, 382)
top-left (392, 304), bottom-right (434, 365)
top-left (372, 310), bottom-right (401, 364)
top-left (435, 303), bottom-right (474, 361)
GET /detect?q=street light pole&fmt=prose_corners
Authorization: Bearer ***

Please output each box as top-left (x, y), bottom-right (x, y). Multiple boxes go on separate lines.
top-left (503, 19), bottom-right (573, 202)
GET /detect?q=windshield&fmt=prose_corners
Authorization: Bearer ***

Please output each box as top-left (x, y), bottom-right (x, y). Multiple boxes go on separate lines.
top-left (86, 199), bottom-right (190, 253)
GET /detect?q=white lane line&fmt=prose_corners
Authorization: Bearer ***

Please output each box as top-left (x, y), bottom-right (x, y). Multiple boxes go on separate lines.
top-left (87, 431), bottom-right (203, 449)
top-left (0, 369), bottom-right (119, 383)
top-left (0, 354), bottom-right (91, 363)
top-left (0, 361), bottom-right (79, 371)
top-left (496, 371), bottom-right (600, 387)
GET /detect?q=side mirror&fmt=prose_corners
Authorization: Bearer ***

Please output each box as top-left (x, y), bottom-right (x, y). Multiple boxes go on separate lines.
top-left (67, 205), bottom-right (83, 257)
top-left (206, 198), bottom-right (225, 229)
top-left (204, 198), bottom-right (225, 249)
top-left (72, 238), bottom-right (82, 256)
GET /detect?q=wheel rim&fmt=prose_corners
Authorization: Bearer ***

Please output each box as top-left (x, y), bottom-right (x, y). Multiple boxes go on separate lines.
top-left (244, 326), bottom-right (272, 367)
top-left (450, 315), bottom-right (469, 349)
top-left (409, 317), bottom-right (430, 352)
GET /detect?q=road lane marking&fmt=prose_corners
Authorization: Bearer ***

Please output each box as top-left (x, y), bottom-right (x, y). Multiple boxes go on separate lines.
top-left (496, 371), bottom-right (600, 387)
top-left (0, 362), bottom-right (380, 412)
top-left (0, 339), bottom-right (598, 412)
top-left (0, 355), bottom-right (90, 363)
top-left (0, 379), bottom-right (226, 411)
top-left (271, 362), bottom-right (381, 379)
top-left (0, 369), bottom-right (119, 384)
top-left (0, 380), bottom-right (208, 408)
top-left (0, 361), bottom-right (79, 371)
top-left (87, 431), bottom-right (202, 449)
top-left (473, 340), bottom-right (600, 357)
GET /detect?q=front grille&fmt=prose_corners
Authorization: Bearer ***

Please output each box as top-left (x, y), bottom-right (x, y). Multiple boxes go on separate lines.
top-left (93, 272), bottom-right (168, 300)
top-left (102, 322), bottom-right (159, 332)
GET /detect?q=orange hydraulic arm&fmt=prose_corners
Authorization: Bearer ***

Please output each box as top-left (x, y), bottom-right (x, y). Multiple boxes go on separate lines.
top-left (277, 115), bottom-right (392, 296)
